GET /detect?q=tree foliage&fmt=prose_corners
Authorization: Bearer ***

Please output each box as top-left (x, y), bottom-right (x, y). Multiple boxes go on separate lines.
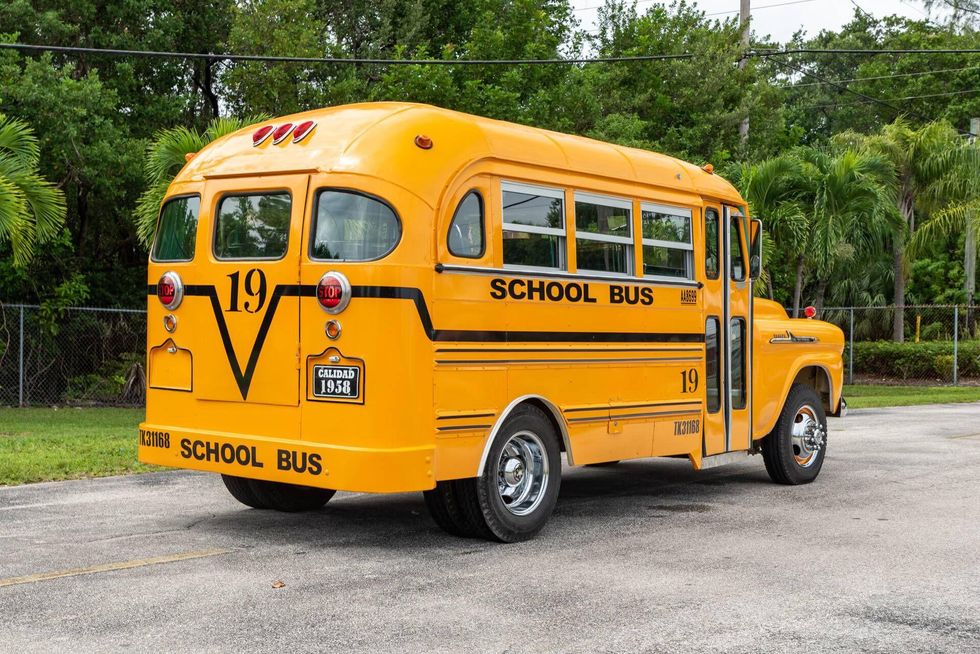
top-left (0, 0), bottom-right (978, 317)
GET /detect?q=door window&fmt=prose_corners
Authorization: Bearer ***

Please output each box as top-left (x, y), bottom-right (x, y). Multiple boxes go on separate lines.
top-left (706, 317), bottom-right (721, 414)
top-left (214, 192), bottom-right (291, 260)
top-left (730, 214), bottom-right (746, 282)
top-left (730, 317), bottom-right (746, 410)
top-left (705, 208), bottom-right (719, 280)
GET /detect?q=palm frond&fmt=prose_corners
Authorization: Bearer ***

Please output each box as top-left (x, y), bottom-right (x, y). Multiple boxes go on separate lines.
top-left (0, 114), bottom-right (41, 167)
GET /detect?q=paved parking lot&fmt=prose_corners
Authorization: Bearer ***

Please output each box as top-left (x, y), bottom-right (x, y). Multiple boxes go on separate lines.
top-left (2, 403), bottom-right (979, 653)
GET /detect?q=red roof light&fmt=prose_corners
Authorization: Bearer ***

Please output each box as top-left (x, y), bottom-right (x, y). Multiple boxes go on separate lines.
top-left (252, 125), bottom-right (274, 146)
top-left (292, 120), bottom-right (316, 143)
top-left (272, 123), bottom-right (294, 145)
top-left (803, 306), bottom-right (817, 319)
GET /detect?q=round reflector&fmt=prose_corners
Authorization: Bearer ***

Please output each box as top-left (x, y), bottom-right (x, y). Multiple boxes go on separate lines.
top-left (803, 305), bottom-right (817, 319)
top-left (414, 134), bottom-right (433, 150)
top-left (272, 123), bottom-right (295, 145)
top-left (158, 271), bottom-right (184, 310)
top-left (316, 271), bottom-right (351, 314)
top-left (252, 125), bottom-right (274, 146)
top-left (292, 120), bottom-right (316, 143)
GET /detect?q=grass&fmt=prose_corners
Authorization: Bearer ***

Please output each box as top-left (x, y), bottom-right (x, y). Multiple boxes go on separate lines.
top-left (2, 385), bottom-right (980, 485)
top-left (0, 407), bottom-right (153, 486)
top-left (844, 385), bottom-right (980, 409)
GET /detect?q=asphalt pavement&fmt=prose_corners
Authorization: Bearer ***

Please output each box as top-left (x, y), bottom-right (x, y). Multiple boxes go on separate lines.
top-left (1, 403), bottom-right (979, 653)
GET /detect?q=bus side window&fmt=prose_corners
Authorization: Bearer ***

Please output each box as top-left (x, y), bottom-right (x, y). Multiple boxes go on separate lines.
top-left (730, 317), bottom-right (746, 409)
top-left (730, 215), bottom-right (746, 282)
top-left (706, 317), bottom-right (721, 413)
top-left (448, 191), bottom-right (485, 258)
top-left (704, 208), bottom-right (719, 280)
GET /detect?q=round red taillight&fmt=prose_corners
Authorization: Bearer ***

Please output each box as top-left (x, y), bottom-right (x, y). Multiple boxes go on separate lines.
top-left (316, 271), bottom-right (351, 314)
top-left (158, 271), bottom-right (184, 310)
top-left (804, 305), bottom-right (817, 319)
top-left (272, 123), bottom-right (295, 145)
top-left (292, 120), bottom-right (316, 143)
top-left (252, 125), bottom-right (274, 146)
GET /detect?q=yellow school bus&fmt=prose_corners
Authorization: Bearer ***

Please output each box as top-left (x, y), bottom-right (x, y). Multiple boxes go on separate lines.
top-left (139, 102), bottom-right (845, 542)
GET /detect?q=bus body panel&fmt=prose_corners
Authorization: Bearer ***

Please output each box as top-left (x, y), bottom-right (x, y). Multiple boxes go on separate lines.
top-left (139, 102), bottom-right (844, 494)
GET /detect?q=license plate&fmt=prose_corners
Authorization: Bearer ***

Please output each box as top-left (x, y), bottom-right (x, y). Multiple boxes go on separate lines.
top-left (312, 365), bottom-right (360, 399)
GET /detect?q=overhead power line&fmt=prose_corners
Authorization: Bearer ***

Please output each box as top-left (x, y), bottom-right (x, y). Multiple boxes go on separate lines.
top-left (0, 42), bottom-right (696, 65)
top-left (2, 42), bottom-right (980, 66)
top-left (810, 87), bottom-right (980, 109)
top-left (785, 63), bottom-right (980, 88)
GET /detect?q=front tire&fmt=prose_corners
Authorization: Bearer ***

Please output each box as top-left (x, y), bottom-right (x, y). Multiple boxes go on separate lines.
top-left (762, 384), bottom-right (828, 485)
top-left (428, 404), bottom-right (561, 542)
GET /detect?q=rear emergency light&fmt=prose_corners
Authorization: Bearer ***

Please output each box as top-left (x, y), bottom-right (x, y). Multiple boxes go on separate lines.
top-left (271, 123), bottom-right (295, 145)
top-left (157, 271), bottom-right (184, 310)
top-left (803, 306), bottom-right (817, 319)
top-left (252, 125), bottom-right (274, 146)
top-left (292, 120), bottom-right (316, 143)
top-left (316, 271), bottom-right (351, 314)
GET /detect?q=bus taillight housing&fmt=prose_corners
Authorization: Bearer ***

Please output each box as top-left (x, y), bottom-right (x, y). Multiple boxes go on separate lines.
top-left (317, 271), bottom-right (351, 314)
top-left (157, 271), bottom-right (184, 310)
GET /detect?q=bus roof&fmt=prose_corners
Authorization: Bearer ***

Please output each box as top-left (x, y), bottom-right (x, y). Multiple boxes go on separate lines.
top-left (175, 102), bottom-right (745, 207)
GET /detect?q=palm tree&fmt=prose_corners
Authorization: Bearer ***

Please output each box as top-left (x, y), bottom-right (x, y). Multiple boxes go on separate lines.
top-left (135, 116), bottom-right (267, 247)
top-left (735, 146), bottom-right (895, 317)
top-left (794, 146), bottom-right (897, 314)
top-left (0, 114), bottom-right (66, 266)
top-left (733, 154), bottom-right (809, 307)
top-left (836, 119), bottom-right (963, 341)
top-left (911, 137), bottom-right (980, 333)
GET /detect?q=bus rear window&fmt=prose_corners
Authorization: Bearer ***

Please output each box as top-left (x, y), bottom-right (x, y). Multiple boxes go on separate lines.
top-left (152, 195), bottom-right (200, 262)
top-left (214, 192), bottom-right (291, 260)
top-left (311, 190), bottom-right (400, 261)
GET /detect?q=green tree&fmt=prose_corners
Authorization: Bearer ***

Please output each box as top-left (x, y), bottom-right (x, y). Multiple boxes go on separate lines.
top-left (839, 119), bottom-right (966, 340)
top-left (134, 117), bottom-right (265, 246)
top-left (0, 113), bottom-right (66, 266)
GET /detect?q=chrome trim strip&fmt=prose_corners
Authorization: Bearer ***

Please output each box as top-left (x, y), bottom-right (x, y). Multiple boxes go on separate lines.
top-left (435, 263), bottom-right (702, 288)
top-left (769, 331), bottom-right (819, 344)
top-left (477, 395), bottom-right (573, 474)
top-left (567, 408), bottom-right (702, 424)
top-left (436, 424), bottom-right (492, 432)
top-left (435, 347), bottom-right (703, 354)
top-left (435, 356), bottom-right (704, 365)
top-left (563, 400), bottom-right (703, 413)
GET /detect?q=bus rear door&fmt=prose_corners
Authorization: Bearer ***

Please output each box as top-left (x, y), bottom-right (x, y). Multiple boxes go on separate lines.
top-left (191, 174), bottom-right (310, 407)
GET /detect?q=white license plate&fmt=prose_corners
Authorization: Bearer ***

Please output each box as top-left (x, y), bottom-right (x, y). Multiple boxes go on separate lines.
top-left (312, 365), bottom-right (360, 399)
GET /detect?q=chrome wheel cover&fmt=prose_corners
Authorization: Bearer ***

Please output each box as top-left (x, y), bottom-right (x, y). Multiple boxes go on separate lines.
top-left (495, 430), bottom-right (549, 516)
top-left (791, 404), bottom-right (825, 468)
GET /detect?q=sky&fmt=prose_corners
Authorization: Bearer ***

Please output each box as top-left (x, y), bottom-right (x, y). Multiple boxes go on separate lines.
top-left (568, 0), bottom-right (937, 43)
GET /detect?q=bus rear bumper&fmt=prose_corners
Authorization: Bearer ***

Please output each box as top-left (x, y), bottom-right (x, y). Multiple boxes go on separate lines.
top-left (138, 423), bottom-right (436, 493)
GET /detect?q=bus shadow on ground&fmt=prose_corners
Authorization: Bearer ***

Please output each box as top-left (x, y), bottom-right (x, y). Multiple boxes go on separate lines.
top-left (193, 458), bottom-right (771, 549)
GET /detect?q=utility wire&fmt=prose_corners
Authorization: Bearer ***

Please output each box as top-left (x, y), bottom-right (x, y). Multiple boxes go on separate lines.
top-left (1, 42), bottom-right (979, 66)
top-left (0, 42), bottom-right (696, 65)
top-left (777, 57), bottom-right (974, 135)
top-left (809, 87), bottom-right (980, 108)
top-left (784, 63), bottom-right (980, 88)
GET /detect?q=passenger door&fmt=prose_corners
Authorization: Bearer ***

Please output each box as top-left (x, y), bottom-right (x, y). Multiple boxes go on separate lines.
top-left (701, 204), bottom-right (752, 454)
top-left (725, 206), bottom-right (751, 451)
top-left (192, 174), bottom-right (310, 406)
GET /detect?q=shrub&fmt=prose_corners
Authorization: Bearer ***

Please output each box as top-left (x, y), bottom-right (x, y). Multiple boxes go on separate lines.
top-left (852, 340), bottom-right (980, 380)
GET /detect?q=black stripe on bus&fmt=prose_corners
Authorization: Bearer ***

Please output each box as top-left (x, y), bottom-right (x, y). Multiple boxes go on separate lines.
top-left (147, 282), bottom-right (704, 399)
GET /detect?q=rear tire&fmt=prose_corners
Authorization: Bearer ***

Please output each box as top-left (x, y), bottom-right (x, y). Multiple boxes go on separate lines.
top-left (221, 474), bottom-right (269, 509)
top-left (248, 479), bottom-right (335, 512)
top-left (423, 481), bottom-right (478, 537)
top-left (432, 404), bottom-right (561, 543)
top-left (762, 384), bottom-right (827, 485)
top-left (585, 460), bottom-right (620, 467)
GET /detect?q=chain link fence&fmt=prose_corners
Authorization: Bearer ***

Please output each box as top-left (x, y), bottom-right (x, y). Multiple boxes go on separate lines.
top-left (0, 304), bottom-right (146, 407)
top-left (2, 302), bottom-right (978, 407)
top-left (818, 305), bottom-right (980, 386)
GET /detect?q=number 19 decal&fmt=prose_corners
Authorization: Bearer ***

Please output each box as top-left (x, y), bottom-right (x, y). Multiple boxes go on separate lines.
top-left (680, 367), bottom-right (699, 393)
top-left (226, 269), bottom-right (267, 313)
